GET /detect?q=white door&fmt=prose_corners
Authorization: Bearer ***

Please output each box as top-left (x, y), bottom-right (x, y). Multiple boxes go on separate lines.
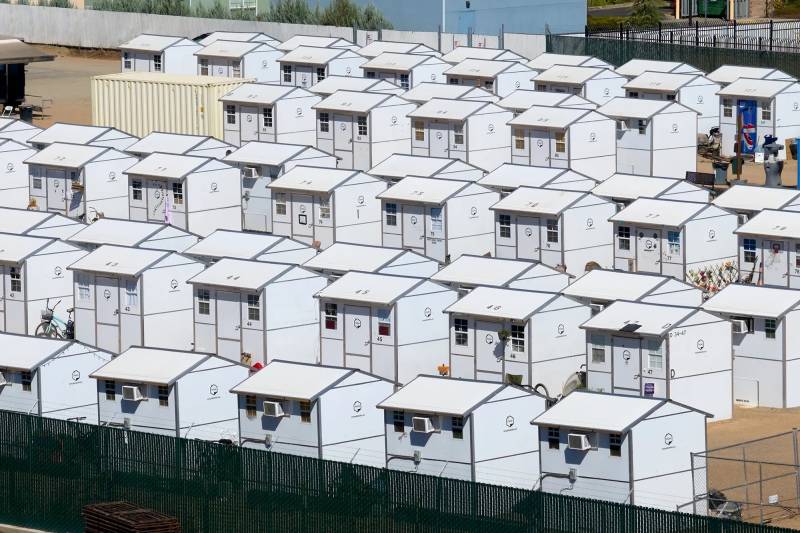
top-left (96, 276), bottom-right (120, 324)
top-left (334, 114), bottom-right (353, 151)
top-left (402, 204), bottom-right (425, 249)
top-left (292, 194), bottom-right (314, 239)
top-left (516, 216), bottom-right (541, 261)
top-left (530, 129), bottom-right (550, 166)
top-left (763, 240), bottom-right (788, 286)
top-left (46, 169), bottom-right (66, 212)
top-left (426, 206), bottom-right (446, 261)
top-left (344, 305), bottom-right (371, 356)
top-left (147, 179), bottom-right (166, 223)
top-left (216, 291), bottom-right (241, 342)
top-left (636, 229), bottom-right (661, 273)
top-left (430, 123), bottom-right (449, 158)
top-left (240, 106), bottom-right (259, 142)
top-left (476, 320), bottom-right (505, 376)
top-left (612, 336), bottom-right (641, 392)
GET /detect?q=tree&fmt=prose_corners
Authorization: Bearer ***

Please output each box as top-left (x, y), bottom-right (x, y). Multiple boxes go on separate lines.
top-left (267, 0), bottom-right (319, 24)
top-left (629, 0), bottom-right (661, 26)
top-left (360, 3), bottom-right (393, 30)
top-left (319, 0), bottom-right (360, 26)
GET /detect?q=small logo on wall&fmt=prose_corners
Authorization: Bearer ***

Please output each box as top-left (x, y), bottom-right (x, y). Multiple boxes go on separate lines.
top-left (209, 384), bottom-right (218, 396)
top-left (340, 122), bottom-right (347, 131)
top-left (352, 400), bottom-right (365, 418)
top-left (357, 195), bottom-right (365, 206)
top-left (696, 339), bottom-right (705, 353)
top-left (53, 266), bottom-right (63, 279)
top-left (353, 318), bottom-right (362, 329)
top-left (664, 433), bottom-right (674, 448)
top-left (603, 88), bottom-right (610, 96)
top-left (261, 59), bottom-right (269, 69)
top-left (436, 131), bottom-right (443, 140)
top-left (210, 182), bottom-right (219, 193)
top-left (487, 124), bottom-right (495, 134)
top-left (644, 239), bottom-right (655, 250)
top-left (469, 206), bottom-right (478, 218)
top-left (536, 139), bottom-right (544, 148)
top-left (505, 416), bottom-right (515, 427)
top-left (109, 171), bottom-right (117, 182)
top-left (391, 116), bottom-right (398, 125)
top-left (71, 370), bottom-right (81, 382)
top-left (795, 102), bottom-right (799, 111)
top-left (6, 162), bottom-right (13, 173)
top-left (346, 67), bottom-right (352, 75)
top-left (169, 279), bottom-right (179, 292)
top-left (514, 80), bottom-right (521, 88)
top-left (556, 323), bottom-right (565, 337)
top-left (431, 73), bottom-right (437, 81)
top-left (671, 123), bottom-right (679, 133)
top-left (622, 349), bottom-right (631, 362)
top-left (246, 115), bottom-right (253, 123)
top-left (103, 289), bottom-right (111, 300)
top-left (296, 107), bottom-right (303, 117)
top-left (697, 95), bottom-right (704, 104)
top-left (586, 218), bottom-right (594, 228)
top-left (708, 229), bottom-right (716, 241)
top-left (424, 307), bottom-right (432, 319)
top-left (485, 334), bottom-right (495, 345)
top-left (410, 215), bottom-right (418, 225)
top-left (525, 227), bottom-right (533, 237)
top-left (589, 132), bottom-right (596, 142)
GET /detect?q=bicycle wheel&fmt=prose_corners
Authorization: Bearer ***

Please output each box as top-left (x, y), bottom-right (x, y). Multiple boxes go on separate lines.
top-left (35, 322), bottom-right (62, 339)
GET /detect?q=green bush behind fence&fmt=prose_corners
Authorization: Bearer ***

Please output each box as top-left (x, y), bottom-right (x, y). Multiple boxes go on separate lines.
top-left (0, 410), bottom-right (794, 532)
top-left (548, 34), bottom-right (800, 79)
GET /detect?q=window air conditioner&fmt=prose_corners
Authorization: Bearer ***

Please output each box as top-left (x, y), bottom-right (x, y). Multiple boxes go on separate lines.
top-left (263, 400), bottom-right (284, 417)
top-left (731, 319), bottom-right (748, 334)
top-left (589, 302), bottom-right (605, 314)
top-left (737, 213), bottom-right (749, 225)
top-left (615, 202), bottom-right (626, 212)
top-left (243, 167), bottom-right (259, 179)
top-left (567, 433), bottom-right (591, 451)
top-left (412, 416), bottom-right (435, 434)
top-left (121, 385), bottom-right (144, 402)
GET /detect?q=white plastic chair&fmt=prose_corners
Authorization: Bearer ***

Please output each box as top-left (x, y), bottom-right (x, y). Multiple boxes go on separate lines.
top-left (0, 106), bottom-right (12, 117)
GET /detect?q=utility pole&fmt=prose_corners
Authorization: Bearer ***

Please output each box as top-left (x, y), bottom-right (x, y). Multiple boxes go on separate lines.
top-left (442, 0), bottom-right (446, 33)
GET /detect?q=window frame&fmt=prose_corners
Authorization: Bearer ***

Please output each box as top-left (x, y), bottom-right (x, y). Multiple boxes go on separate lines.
top-left (765, 318), bottom-right (777, 339)
top-left (319, 112), bottom-right (330, 133)
top-left (232, 60), bottom-right (241, 78)
top-left (131, 179), bottom-right (143, 201)
top-left (761, 101), bottom-right (772, 121)
top-left (399, 73), bottom-right (410, 90)
top-left (315, 67), bottom-right (326, 83)
top-left (197, 288), bottom-right (211, 316)
top-left (667, 230), bottom-right (681, 255)
top-left (590, 333), bottom-right (606, 364)
top-left (275, 192), bottom-right (287, 216)
top-left (609, 433), bottom-right (622, 457)
top-left (324, 302), bottom-right (338, 330)
top-left (226, 104), bottom-right (237, 125)
top-left (414, 120), bottom-right (425, 142)
top-left (105, 380), bottom-right (116, 401)
top-left (385, 203), bottom-right (398, 226)
top-left (647, 339), bottom-right (663, 370)
top-left (452, 416), bottom-right (464, 439)
top-left (153, 54), bottom-right (162, 72)
top-left (554, 131), bottom-right (566, 154)
top-left (510, 323), bottom-right (525, 353)
top-left (453, 123), bottom-right (465, 146)
top-left (123, 52), bottom-right (131, 70)
top-left (158, 385), bottom-right (169, 406)
top-left (357, 115), bottom-right (368, 137)
top-left (171, 182), bottom-right (184, 205)
top-left (454, 318), bottom-right (469, 346)
top-left (723, 98), bottom-right (733, 118)
top-left (10, 267), bottom-right (21, 294)
top-left (618, 225), bottom-right (631, 251)
top-left (245, 394), bottom-right (257, 417)
top-left (547, 427), bottom-right (560, 449)
top-left (262, 107), bottom-right (273, 128)
top-left (247, 294), bottom-right (261, 322)
top-left (393, 410), bottom-right (405, 432)
top-left (282, 64), bottom-right (292, 83)
top-left (199, 58), bottom-right (209, 76)
top-left (744, 238), bottom-right (757, 263)
top-left (21, 371), bottom-right (32, 392)
top-left (299, 400), bottom-right (312, 423)
top-left (514, 128), bottom-right (525, 150)
top-left (546, 219), bottom-right (559, 244)
top-left (498, 213), bottom-right (511, 239)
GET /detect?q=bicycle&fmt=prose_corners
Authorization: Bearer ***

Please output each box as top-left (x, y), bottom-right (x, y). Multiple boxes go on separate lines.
top-left (35, 299), bottom-right (74, 339)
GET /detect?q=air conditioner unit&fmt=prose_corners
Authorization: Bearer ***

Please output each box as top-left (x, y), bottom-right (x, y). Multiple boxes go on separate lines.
top-left (121, 385), bottom-right (144, 402)
top-left (737, 213), bottom-right (749, 225)
top-left (615, 202), bottom-right (626, 212)
top-left (731, 319), bottom-right (749, 334)
top-left (567, 433), bottom-right (591, 451)
top-left (0, 372), bottom-right (6, 387)
top-left (243, 167), bottom-right (259, 179)
top-left (263, 400), bottom-right (284, 417)
top-left (411, 416), bottom-right (435, 434)
top-left (589, 302), bottom-right (605, 314)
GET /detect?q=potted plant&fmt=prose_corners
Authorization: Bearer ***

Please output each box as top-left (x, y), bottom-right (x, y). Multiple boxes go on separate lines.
top-left (497, 329), bottom-right (511, 344)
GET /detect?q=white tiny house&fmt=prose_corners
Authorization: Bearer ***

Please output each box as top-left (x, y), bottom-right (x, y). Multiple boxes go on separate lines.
top-left (431, 254), bottom-right (572, 293)
top-left (444, 286), bottom-right (590, 396)
top-left (26, 143), bottom-right (138, 220)
top-left (302, 242), bottom-right (439, 280)
top-left (278, 47), bottom-right (366, 88)
top-left (0, 233), bottom-right (86, 336)
top-left (497, 90), bottom-right (597, 115)
top-left (527, 53), bottom-right (613, 72)
top-left (610, 198), bottom-right (738, 279)
top-left (195, 40), bottom-right (281, 82)
top-left (232, 360), bottom-right (393, 467)
top-left (597, 98), bottom-right (697, 179)
top-left (734, 209), bottom-right (800, 288)
top-left (308, 75), bottom-right (406, 97)
top-left (67, 218), bottom-right (199, 253)
top-left (440, 47), bottom-right (525, 65)
top-left (0, 118), bottom-right (42, 146)
top-left (119, 34), bottom-right (200, 75)
top-left (197, 31), bottom-right (280, 48)
top-left (0, 139), bottom-right (36, 209)
top-left (314, 90), bottom-right (415, 171)
top-left (591, 173), bottom-right (710, 207)
top-left (408, 98), bottom-right (512, 172)
top-left (712, 183), bottom-right (800, 220)
top-left (717, 78), bottom-right (800, 158)
top-left (702, 284), bottom-right (800, 408)
top-left (533, 391), bottom-right (709, 511)
top-left (400, 82), bottom-right (498, 105)
top-left (316, 271), bottom-right (457, 384)
top-left (220, 84), bottom-right (320, 147)
top-left (508, 105), bottom-right (616, 180)
top-left (28, 123), bottom-right (138, 151)
top-left (357, 40), bottom-right (438, 59)
top-left (0, 333), bottom-right (112, 424)
top-left (91, 346), bottom-right (247, 441)
top-left (478, 164), bottom-right (599, 195)
top-left (268, 166), bottom-right (386, 249)
top-left (126, 132), bottom-right (234, 159)
top-left (369, 154), bottom-right (485, 184)
top-left (0, 208), bottom-right (84, 240)
top-left (361, 52), bottom-right (449, 89)
top-left (615, 59), bottom-right (702, 79)
top-left (276, 35), bottom-right (358, 52)
top-left (562, 269), bottom-right (703, 309)
top-left (492, 187), bottom-right (616, 275)
top-left (188, 258), bottom-right (326, 365)
top-left (444, 59), bottom-right (534, 97)
top-left (532, 65), bottom-right (626, 106)
top-left (69, 245), bottom-right (203, 354)
top-left (379, 375), bottom-right (546, 487)
top-left (223, 141), bottom-right (337, 233)
top-left (183, 229), bottom-right (316, 265)
top-left (706, 65), bottom-right (795, 87)
top-left (582, 300), bottom-right (732, 420)
top-left (378, 176), bottom-right (499, 263)
top-left (125, 152), bottom-right (242, 237)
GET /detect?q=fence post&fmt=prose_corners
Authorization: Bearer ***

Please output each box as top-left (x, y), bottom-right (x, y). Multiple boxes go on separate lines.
top-left (794, 428), bottom-right (800, 512)
top-left (619, 23), bottom-right (624, 40)
top-left (734, 19), bottom-right (737, 47)
top-left (695, 20), bottom-right (699, 46)
top-left (585, 24), bottom-right (589, 39)
top-left (658, 21), bottom-right (662, 43)
top-left (759, 462), bottom-right (765, 524)
top-left (770, 19), bottom-right (774, 51)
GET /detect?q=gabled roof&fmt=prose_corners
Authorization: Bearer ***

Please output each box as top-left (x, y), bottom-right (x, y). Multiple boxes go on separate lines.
top-left (491, 187), bottom-right (585, 216)
top-left (430, 255), bottom-right (539, 287)
top-left (28, 123), bottom-right (129, 146)
top-left (0, 38), bottom-right (55, 64)
top-left (125, 132), bottom-right (230, 156)
top-left (230, 360), bottom-right (358, 400)
top-left (444, 286), bottom-right (556, 320)
top-left (609, 197), bottom-right (708, 227)
top-left (444, 58), bottom-right (525, 78)
top-left (278, 46), bottom-right (352, 65)
top-left (195, 39), bottom-right (269, 58)
top-left (313, 90), bottom-right (393, 113)
top-left (268, 166), bottom-right (360, 193)
top-left (591, 173), bottom-right (680, 201)
top-left (25, 142), bottom-right (109, 168)
top-left (183, 229), bottom-right (312, 262)
top-left (362, 52), bottom-right (433, 71)
top-left (527, 53), bottom-right (610, 70)
top-left (0, 208), bottom-right (67, 235)
top-left (401, 82), bottom-right (497, 103)
top-left (197, 31), bottom-right (279, 47)
top-left (498, 90), bottom-right (595, 111)
top-left (563, 269), bottom-right (674, 303)
top-left (377, 375), bottom-right (509, 416)
top-left (68, 218), bottom-right (170, 248)
top-left (0, 333), bottom-right (73, 371)
top-left (309, 76), bottom-right (404, 96)
top-left (532, 65), bottom-right (611, 85)
top-left (315, 271), bottom-right (424, 306)
top-left (508, 105), bottom-right (589, 129)
top-left (713, 184), bottom-right (800, 212)
top-left (596, 97), bottom-right (676, 119)
top-left (615, 59), bottom-right (700, 78)
top-left (734, 209), bottom-right (800, 240)
top-left (478, 163), bottom-right (564, 189)
top-left (377, 176), bottom-right (471, 205)
top-left (68, 245), bottom-right (169, 277)
top-left (623, 72), bottom-right (702, 93)
top-left (407, 98), bottom-right (488, 121)
top-left (717, 78), bottom-right (795, 99)
top-left (124, 152), bottom-right (209, 179)
top-left (707, 65), bottom-right (795, 85)
top-left (0, 233), bottom-right (53, 263)
top-left (223, 142), bottom-right (320, 167)
top-left (581, 300), bottom-right (695, 337)
top-left (302, 243), bottom-right (407, 273)
top-left (90, 346), bottom-right (210, 385)
top-left (119, 34), bottom-right (188, 52)
top-left (277, 35), bottom-right (353, 52)
top-left (188, 258), bottom-right (292, 291)
top-left (701, 283), bottom-right (800, 318)
top-left (441, 46), bottom-right (524, 64)
top-left (220, 83), bottom-right (306, 105)
top-left (369, 154), bottom-right (455, 179)
top-left (358, 41), bottom-right (437, 58)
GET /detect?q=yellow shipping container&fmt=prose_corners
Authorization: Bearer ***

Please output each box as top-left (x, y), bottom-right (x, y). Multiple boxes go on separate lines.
top-left (91, 72), bottom-right (253, 140)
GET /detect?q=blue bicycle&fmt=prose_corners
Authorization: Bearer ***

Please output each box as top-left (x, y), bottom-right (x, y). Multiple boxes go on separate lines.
top-left (35, 299), bottom-right (74, 339)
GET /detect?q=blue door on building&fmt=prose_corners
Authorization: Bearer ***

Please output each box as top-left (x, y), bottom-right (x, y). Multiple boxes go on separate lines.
top-left (738, 99), bottom-right (757, 155)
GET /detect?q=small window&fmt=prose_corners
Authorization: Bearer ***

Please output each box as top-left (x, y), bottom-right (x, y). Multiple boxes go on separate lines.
top-left (667, 230), bottom-right (681, 255)
top-left (263, 107), bottom-right (273, 128)
top-left (430, 208), bottom-right (443, 232)
top-left (385, 203), bottom-right (397, 226)
top-left (318, 197), bottom-right (331, 220)
top-left (378, 321), bottom-right (391, 337)
top-left (10, 267), bottom-right (21, 293)
top-left (765, 318), bottom-right (777, 339)
top-left (647, 339), bottom-right (663, 369)
top-left (414, 120), bottom-right (425, 142)
top-left (454, 318), bottom-right (468, 346)
top-left (247, 294), bottom-right (260, 322)
top-left (628, 91), bottom-right (639, 99)
top-left (618, 226), bottom-right (631, 251)
top-left (357, 116), bottom-right (368, 136)
top-left (796, 243), bottom-right (800, 268)
top-left (666, 93), bottom-right (676, 101)
top-left (315, 67), bottom-right (326, 83)
top-left (125, 279), bottom-right (138, 307)
top-left (510, 324), bottom-right (525, 353)
top-left (499, 213), bottom-right (511, 239)
top-left (554, 131), bottom-right (566, 154)
top-left (226, 105), bottom-right (237, 125)
top-left (609, 433), bottom-right (622, 457)
top-left (245, 395), bottom-right (257, 417)
top-left (484, 80), bottom-right (494, 91)
top-left (535, 83), bottom-right (547, 91)
top-left (547, 427), bottom-right (560, 449)
top-left (324, 302), bottom-right (338, 330)
top-left (365, 71), bottom-right (376, 79)
top-left (723, 98), bottom-right (733, 118)
top-left (399, 73), bottom-right (410, 90)
top-left (299, 400), bottom-right (312, 423)
top-left (132, 179), bottom-right (143, 201)
top-left (590, 333), bottom-right (606, 363)
top-left (158, 385), bottom-right (169, 406)
top-left (123, 52), bottom-right (131, 70)
top-left (319, 112), bottom-right (330, 133)
top-left (743, 238), bottom-right (757, 263)
top-left (452, 416), bottom-right (464, 439)
top-left (275, 193), bottom-right (287, 216)
top-left (393, 410), bottom-right (405, 432)
top-left (232, 60), bottom-right (241, 78)
top-left (283, 64), bottom-right (292, 83)
top-left (32, 177), bottom-right (42, 190)
top-left (172, 182), bottom-right (183, 205)
top-left (197, 289), bottom-right (210, 315)
top-left (637, 119), bottom-right (647, 134)
top-left (546, 219), bottom-right (559, 244)
top-left (514, 128), bottom-right (525, 150)
top-left (761, 101), bottom-right (772, 121)
top-left (21, 371), bottom-right (32, 392)
top-left (448, 77), bottom-right (460, 85)
top-left (199, 58), bottom-right (209, 76)
top-left (453, 123), bottom-right (464, 145)
top-left (77, 273), bottom-right (90, 301)
top-left (153, 54), bottom-right (162, 72)
top-left (105, 380), bottom-right (115, 401)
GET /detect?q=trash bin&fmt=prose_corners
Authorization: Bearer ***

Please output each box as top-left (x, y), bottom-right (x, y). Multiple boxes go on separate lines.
top-left (19, 105), bottom-right (33, 124)
top-left (730, 157), bottom-right (742, 175)
top-left (712, 161), bottom-right (729, 184)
